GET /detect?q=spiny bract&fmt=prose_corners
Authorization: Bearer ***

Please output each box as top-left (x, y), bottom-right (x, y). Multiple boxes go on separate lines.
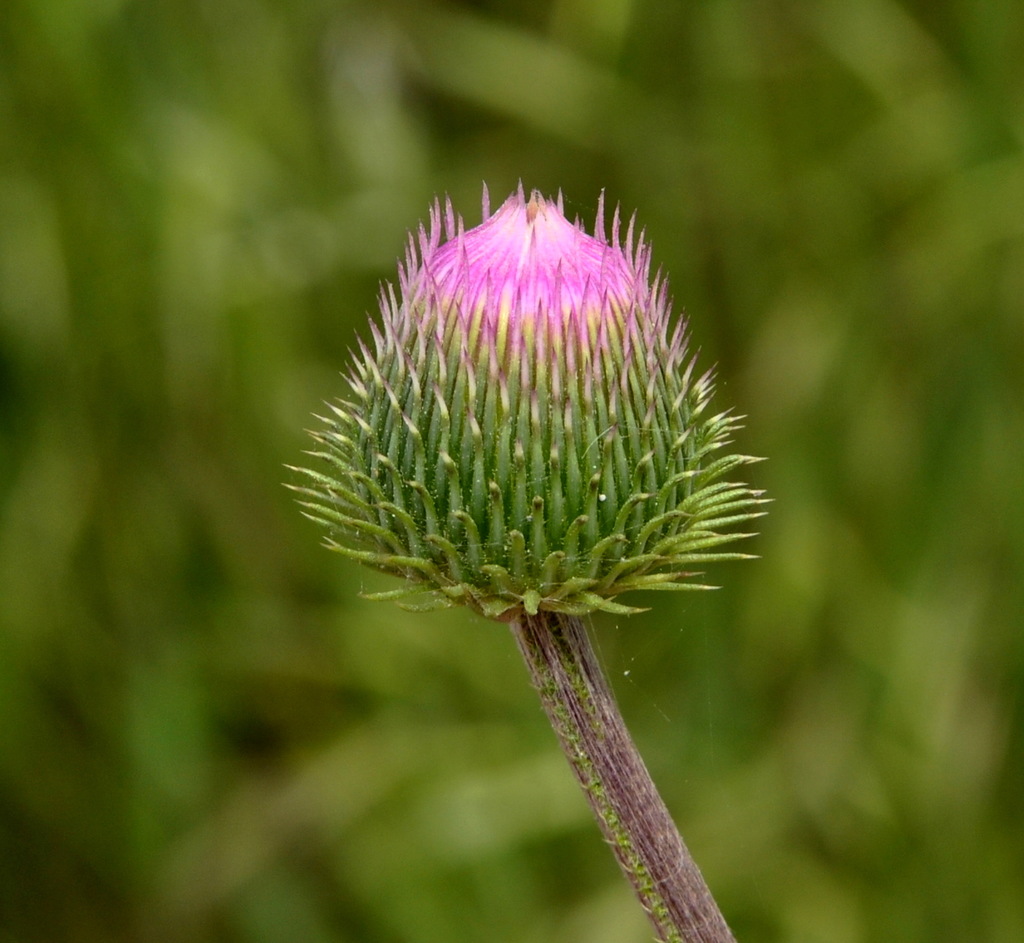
top-left (291, 186), bottom-right (765, 619)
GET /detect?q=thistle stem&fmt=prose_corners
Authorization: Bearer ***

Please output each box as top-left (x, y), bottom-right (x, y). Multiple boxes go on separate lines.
top-left (508, 612), bottom-right (736, 943)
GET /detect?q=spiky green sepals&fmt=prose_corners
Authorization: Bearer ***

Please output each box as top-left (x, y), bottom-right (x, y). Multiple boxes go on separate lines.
top-left (292, 188), bottom-right (765, 620)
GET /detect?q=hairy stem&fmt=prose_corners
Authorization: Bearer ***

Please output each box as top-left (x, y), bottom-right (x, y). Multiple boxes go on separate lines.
top-left (508, 611), bottom-right (735, 943)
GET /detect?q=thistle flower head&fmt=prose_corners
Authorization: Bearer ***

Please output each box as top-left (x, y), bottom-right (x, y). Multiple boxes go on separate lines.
top-left (292, 185), bottom-right (764, 619)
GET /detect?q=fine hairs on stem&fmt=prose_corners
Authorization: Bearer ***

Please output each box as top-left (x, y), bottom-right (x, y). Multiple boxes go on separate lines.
top-left (508, 611), bottom-right (736, 943)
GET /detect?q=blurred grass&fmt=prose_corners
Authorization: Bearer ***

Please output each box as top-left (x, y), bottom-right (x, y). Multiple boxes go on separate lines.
top-left (1, 0), bottom-right (1022, 940)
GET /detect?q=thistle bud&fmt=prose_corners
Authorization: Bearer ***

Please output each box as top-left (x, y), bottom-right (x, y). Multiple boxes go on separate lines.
top-left (293, 186), bottom-right (764, 619)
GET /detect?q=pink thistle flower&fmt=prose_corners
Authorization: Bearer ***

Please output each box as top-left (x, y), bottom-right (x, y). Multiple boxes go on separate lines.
top-left (293, 186), bottom-right (764, 619)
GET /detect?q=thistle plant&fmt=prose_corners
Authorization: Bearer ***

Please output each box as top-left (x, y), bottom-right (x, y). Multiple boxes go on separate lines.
top-left (292, 185), bottom-right (765, 943)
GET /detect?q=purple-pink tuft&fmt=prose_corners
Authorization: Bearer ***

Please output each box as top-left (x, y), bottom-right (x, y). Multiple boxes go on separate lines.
top-left (397, 185), bottom-right (669, 368)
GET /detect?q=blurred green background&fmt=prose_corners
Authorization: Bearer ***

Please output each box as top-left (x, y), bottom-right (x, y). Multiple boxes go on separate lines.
top-left (2, 0), bottom-right (1022, 940)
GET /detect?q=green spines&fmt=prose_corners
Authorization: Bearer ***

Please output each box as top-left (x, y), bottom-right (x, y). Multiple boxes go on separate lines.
top-left (293, 315), bottom-right (764, 619)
